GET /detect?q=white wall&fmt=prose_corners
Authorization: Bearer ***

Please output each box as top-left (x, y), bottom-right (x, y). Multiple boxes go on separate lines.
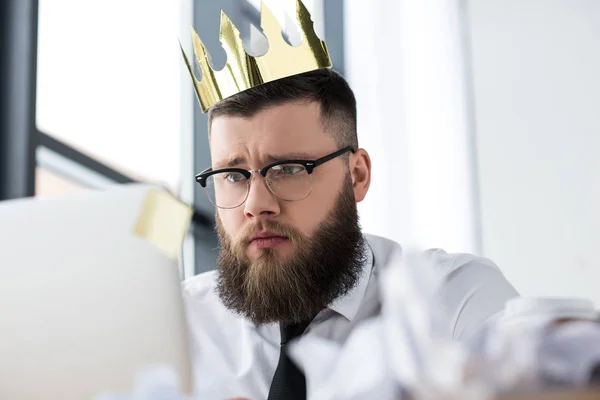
top-left (467, 1), bottom-right (600, 304)
top-left (345, 0), bottom-right (479, 254)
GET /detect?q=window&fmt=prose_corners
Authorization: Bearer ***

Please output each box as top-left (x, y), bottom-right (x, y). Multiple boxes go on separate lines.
top-left (35, 168), bottom-right (89, 197)
top-left (36, 0), bottom-right (184, 190)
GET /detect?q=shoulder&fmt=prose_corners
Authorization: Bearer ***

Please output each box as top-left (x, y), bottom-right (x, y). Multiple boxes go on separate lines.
top-left (181, 270), bottom-right (231, 324)
top-left (422, 248), bottom-right (519, 339)
top-left (182, 271), bottom-right (250, 337)
top-left (364, 234), bottom-right (403, 268)
top-left (364, 233), bottom-right (507, 278)
top-left (422, 247), bottom-right (504, 278)
top-left (182, 270), bottom-right (219, 300)
top-left (364, 234), bottom-right (518, 339)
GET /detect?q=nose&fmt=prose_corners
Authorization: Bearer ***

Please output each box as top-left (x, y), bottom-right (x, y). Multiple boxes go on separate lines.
top-left (243, 174), bottom-right (280, 219)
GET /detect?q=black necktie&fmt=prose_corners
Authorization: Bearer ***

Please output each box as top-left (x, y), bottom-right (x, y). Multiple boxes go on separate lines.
top-left (267, 320), bottom-right (313, 400)
top-left (589, 363), bottom-right (600, 385)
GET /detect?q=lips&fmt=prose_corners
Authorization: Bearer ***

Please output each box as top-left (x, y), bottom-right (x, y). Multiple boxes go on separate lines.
top-left (249, 231), bottom-right (289, 249)
top-left (250, 231), bottom-right (287, 241)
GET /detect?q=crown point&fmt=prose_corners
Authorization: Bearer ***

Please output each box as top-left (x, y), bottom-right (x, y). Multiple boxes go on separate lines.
top-left (219, 9), bottom-right (241, 42)
top-left (295, 0), bottom-right (315, 37)
top-left (260, 0), bottom-right (284, 41)
top-left (220, 9), bottom-right (231, 25)
top-left (296, 0), bottom-right (307, 14)
top-left (190, 26), bottom-right (208, 56)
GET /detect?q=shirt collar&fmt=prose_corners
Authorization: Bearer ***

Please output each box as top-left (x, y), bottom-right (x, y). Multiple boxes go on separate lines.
top-left (326, 240), bottom-right (374, 322)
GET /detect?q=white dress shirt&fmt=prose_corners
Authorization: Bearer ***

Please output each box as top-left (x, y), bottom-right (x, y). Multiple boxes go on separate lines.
top-left (182, 234), bottom-right (518, 399)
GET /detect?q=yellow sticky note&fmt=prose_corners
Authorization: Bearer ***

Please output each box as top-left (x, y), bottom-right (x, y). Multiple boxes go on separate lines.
top-left (133, 188), bottom-right (193, 260)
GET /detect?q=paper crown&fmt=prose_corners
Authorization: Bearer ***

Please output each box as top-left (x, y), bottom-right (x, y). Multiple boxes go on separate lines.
top-left (180, 0), bottom-right (332, 113)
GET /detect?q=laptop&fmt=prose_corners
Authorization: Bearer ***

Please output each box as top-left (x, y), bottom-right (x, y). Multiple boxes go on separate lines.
top-left (0, 184), bottom-right (194, 399)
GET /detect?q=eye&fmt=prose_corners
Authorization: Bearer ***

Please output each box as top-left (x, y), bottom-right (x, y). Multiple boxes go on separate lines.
top-left (277, 164), bottom-right (305, 175)
top-left (223, 172), bottom-right (246, 183)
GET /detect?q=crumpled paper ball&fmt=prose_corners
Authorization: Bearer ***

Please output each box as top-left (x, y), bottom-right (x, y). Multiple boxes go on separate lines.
top-left (289, 250), bottom-right (600, 400)
top-left (290, 250), bottom-right (497, 400)
top-left (537, 321), bottom-right (600, 387)
top-left (291, 317), bottom-right (398, 400)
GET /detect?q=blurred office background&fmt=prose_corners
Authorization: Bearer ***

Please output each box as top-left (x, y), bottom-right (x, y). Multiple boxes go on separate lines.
top-left (1, 1), bottom-right (598, 303)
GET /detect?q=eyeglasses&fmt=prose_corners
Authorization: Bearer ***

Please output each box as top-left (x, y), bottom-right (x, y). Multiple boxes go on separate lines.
top-left (195, 146), bottom-right (355, 209)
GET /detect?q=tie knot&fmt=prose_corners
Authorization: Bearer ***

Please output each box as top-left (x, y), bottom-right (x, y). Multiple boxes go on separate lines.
top-left (280, 320), bottom-right (312, 345)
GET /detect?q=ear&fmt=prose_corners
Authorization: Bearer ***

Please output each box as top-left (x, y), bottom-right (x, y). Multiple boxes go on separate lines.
top-left (349, 149), bottom-right (371, 203)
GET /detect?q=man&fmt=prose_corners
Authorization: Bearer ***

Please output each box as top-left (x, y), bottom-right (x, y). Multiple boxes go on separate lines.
top-left (182, 67), bottom-right (518, 399)
top-left (180, 3), bottom-right (518, 399)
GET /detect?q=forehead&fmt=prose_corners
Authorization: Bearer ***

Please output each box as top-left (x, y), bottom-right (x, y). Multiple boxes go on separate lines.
top-left (209, 101), bottom-right (336, 163)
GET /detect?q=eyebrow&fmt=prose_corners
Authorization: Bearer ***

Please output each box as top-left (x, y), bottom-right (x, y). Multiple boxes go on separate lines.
top-left (214, 152), bottom-right (317, 169)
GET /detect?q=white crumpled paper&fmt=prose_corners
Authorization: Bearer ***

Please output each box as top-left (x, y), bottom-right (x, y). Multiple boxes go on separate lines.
top-left (289, 249), bottom-right (600, 400)
top-left (537, 321), bottom-right (600, 386)
top-left (95, 365), bottom-right (194, 400)
top-left (289, 249), bottom-right (503, 400)
top-left (95, 255), bottom-right (600, 400)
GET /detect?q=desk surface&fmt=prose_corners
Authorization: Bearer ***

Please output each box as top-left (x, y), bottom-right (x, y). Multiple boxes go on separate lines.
top-left (500, 389), bottom-right (600, 399)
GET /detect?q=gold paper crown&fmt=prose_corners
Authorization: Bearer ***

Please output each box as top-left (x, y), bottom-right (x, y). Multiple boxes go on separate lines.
top-left (181, 0), bottom-right (332, 113)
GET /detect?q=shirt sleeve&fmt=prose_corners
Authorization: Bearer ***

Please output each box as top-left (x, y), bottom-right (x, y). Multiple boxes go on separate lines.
top-left (424, 249), bottom-right (520, 341)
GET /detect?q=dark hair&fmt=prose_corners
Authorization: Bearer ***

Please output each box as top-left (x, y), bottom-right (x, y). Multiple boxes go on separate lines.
top-left (207, 68), bottom-right (358, 149)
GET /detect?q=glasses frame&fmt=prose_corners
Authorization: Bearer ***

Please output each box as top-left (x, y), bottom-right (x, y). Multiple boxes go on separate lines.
top-left (195, 146), bottom-right (355, 209)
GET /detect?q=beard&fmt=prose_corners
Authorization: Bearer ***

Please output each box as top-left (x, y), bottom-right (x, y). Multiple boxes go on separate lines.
top-left (215, 175), bottom-right (367, 325)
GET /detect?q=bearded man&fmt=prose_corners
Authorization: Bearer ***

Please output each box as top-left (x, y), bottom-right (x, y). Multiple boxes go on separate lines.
top-left (182, 67), bottom-right (518, 400)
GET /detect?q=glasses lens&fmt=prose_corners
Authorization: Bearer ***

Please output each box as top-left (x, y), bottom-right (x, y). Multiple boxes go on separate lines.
top-left (266, 163), bottom-right (311, 201)
top-left (204, 171), bottom-right (249, 208)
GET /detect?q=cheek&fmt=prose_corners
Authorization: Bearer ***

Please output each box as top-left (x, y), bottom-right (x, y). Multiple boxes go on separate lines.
top-left (283, 182), bottom-right (338, 236)
top-left (217, 209), bottom-right (245, 238)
